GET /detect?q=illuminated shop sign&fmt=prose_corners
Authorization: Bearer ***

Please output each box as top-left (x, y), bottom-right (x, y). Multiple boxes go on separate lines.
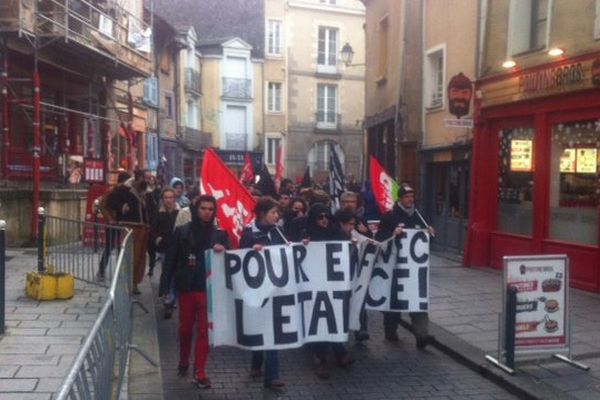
top-left (559, 149), bottom-right (576, 173)
top-left (576, 148), bottom-right (597, 174)
top-left (510, 139), bottom-right (533, 172)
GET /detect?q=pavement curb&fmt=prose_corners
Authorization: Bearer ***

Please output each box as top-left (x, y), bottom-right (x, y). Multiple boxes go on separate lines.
top-left (398, 319), bottom-right (578, 400)
top-left (127, 275), bottom-right (164, 400)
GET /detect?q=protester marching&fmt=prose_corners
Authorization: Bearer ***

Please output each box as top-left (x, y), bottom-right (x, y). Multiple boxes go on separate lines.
top-left (140, 147), bottom-right (435, 393)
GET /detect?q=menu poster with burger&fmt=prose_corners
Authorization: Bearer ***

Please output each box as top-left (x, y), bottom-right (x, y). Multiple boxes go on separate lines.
top-left (505, 256), bottom-right (568, 350)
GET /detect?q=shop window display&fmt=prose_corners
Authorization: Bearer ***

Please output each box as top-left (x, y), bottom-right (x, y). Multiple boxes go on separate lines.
top-left (549, 120), bottom-right (599, 245)
top-left (497, 127), bottom-right (535, 235)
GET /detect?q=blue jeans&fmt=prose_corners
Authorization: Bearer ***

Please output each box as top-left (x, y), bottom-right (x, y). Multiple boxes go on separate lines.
top-left (251, 350), bottom-right (279, 383)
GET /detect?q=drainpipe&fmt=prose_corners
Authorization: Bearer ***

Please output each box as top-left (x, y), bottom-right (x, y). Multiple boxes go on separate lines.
top-left (150, 0), bottom-right (161, 172)
top-left (1, 43), bottom-right (9, 179)
top-left (393, 0), bottom-right (410, 179)
top-left (32, 70), bottom-right (41, 240)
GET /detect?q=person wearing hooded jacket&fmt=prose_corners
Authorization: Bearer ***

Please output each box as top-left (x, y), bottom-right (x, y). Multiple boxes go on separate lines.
top-left (170, 177), bottom-right (190, 208)
top-left (375, 184), bottom-right (435, 350)
top-left (302, 203), bottom-right (355, 380)
top-left (161, 195), bottom-right (230, 389)
top-left (239, 196), bottom-right (287, 390)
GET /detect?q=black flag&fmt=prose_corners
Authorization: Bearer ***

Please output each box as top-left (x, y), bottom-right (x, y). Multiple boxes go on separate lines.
top-left (329, 145), bottom-right (346, 212)
top-left (300, 166), bottom-right (311, 189)
top-left (255, 164), bottom-right (278, 198)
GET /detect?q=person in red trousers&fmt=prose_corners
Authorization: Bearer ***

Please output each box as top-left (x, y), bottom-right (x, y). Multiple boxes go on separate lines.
top-left (162, 195), bottom-right (229, 388)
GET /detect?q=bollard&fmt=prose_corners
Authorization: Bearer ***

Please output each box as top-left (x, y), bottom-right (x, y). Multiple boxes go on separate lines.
top-left (37, 207), bottom-right (45, 273)
top-left (93, 199), bottom-right (100, 253)
top-left (0, 219), bottom-right (5, 335)
top-left (505, 285), bottom-right (518, 369)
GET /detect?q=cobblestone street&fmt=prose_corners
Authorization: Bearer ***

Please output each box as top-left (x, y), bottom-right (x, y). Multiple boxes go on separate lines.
top-left (152, 281), bottom-right (518, 400)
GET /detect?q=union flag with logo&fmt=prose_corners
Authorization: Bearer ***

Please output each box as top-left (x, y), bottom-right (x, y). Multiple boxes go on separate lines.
top-left (369, 156), bottom-right (399, 214)
top-left (200, 148), bottom-right (256, 248)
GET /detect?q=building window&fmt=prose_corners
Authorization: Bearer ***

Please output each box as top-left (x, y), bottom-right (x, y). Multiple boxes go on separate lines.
top-left (165, 94), bottom-right (173, 119)
top-left (508, 0), bottom-right (550, 55)
top-left (267, 20), bottom-right (282, 55)
top-left (317, 84), bottom-right (337, 128)
top-left (266, 137), bottom-right (281, 165)
top-left (497, 127), bottom-right (535, 236)
top-left (143, 76), bottom-right (158, 107)
top-left (308, 141), bottom-right (344, 173)
top-left (187, 100), bottom-right (198, 129)
top-left (318, 26), bottom-right (338, 72)
top-left (549, 120), bottom-right (598, 245)
top-left (187, 46), bottom-right (196, 69)
top-left (146, 131), bottom-right (158, 171)
top-left (595, 0), bottom-right (600, 39)
top-left (267, 82), bottom-right (282, 113)
top-left (424, 46), bottom-right (445, 109)
top-left (224, 105), bottom-right (248, 151)
top-left (377, 16), bottom-right (389, 81)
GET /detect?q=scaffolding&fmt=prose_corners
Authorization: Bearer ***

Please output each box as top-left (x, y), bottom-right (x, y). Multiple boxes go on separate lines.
top-left (0, 0), bottom-right (153, 239)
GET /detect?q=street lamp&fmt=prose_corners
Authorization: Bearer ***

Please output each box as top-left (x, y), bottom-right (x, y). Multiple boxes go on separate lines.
top-left (341, 42), bottom-right (365, 67)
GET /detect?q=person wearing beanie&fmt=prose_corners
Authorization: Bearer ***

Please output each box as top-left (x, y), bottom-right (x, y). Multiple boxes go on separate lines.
top-left (375, 184), bottom-right (435, 349)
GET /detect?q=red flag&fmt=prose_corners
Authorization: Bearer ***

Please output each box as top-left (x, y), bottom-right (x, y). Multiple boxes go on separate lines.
top-left (239, 152), bottom-right (254, 186)
top-left (274, 146), bottom-right (283, 192)
top-left (200, 148), bottom-right (256, 248)
top-left (369, 156), bottom-right (399, 214)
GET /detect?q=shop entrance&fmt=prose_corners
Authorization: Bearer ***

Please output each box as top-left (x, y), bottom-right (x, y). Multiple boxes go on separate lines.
top-left (427, 161), bottom-right (469, 253)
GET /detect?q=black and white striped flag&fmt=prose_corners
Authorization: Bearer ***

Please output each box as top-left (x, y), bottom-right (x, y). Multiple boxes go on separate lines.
top-left (329, 145), bottom-right (346, 212)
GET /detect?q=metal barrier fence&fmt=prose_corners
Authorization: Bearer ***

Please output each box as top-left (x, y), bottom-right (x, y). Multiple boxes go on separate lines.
top-left (55, 229), bottom-right (134, 400)
top-left (39, 208), bottom-right (127, 285)
top-left (34, 207), bottom-right (155, 399)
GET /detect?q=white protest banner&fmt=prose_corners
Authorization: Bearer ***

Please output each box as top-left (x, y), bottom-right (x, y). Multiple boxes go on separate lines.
top-left (349, 232), bottom-right (379, 330)
top-left (207, 241), bottom-right (376, 350)
top-left (365, 229), bottom-right (430, 312)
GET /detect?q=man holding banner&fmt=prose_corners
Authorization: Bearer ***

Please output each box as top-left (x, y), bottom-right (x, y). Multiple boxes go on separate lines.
top-left (375, 184), bottom-right (435, 349)
top-left (162, 195), bottom-right (230, 389)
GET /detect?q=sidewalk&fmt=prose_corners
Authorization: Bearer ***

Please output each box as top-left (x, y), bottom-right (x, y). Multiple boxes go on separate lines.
top-left (0, 248), bottom-right (108, 400)
top-left (427, 253), bottom-right (600, 400)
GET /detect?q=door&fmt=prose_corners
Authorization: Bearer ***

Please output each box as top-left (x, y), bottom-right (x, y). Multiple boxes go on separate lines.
top-left (429, 161), bottom-right (470, 253)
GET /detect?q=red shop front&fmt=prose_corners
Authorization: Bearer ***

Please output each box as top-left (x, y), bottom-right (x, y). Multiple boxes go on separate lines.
top-left (465, 52), bottom-right (600, 293)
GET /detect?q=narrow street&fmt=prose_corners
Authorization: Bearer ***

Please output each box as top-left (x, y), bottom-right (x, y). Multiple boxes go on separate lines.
top-left (151, 281), bottom-right (518, 400)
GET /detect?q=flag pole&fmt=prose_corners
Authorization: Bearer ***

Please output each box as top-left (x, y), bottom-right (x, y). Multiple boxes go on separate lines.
top-left (415, 208), bottom-right (434, 237)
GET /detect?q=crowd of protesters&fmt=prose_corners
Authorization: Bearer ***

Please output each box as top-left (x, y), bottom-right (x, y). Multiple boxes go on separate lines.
top-left (97, 169), bottom-right (434, 391)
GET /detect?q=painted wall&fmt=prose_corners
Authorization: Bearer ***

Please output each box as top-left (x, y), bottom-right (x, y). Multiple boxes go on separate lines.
top-left (422, 0), bottom-right (478, 149)
top-left (200, 57), bottom-right (222, 147)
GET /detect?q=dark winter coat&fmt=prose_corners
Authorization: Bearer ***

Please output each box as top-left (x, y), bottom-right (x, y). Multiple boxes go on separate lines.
top-left (105, 184), bottom-right (147, 224)
top-left (150, 205), bottom-right (179, 253)
top-left (239, 220), bottom-right (288, 248)
top-left (375, 202), bottom-right (426, 242)
top-left (160, 203), bottom-right (229, 296)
